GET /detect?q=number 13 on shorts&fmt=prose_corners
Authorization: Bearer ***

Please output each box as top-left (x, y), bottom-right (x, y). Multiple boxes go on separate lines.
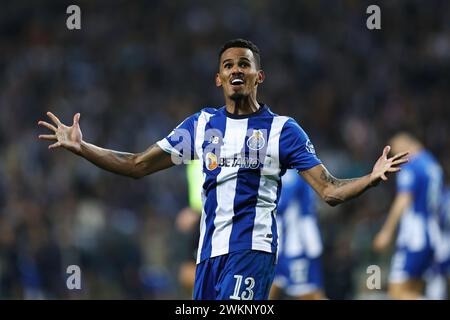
top-left (229, 275), bottom-right (255, 300)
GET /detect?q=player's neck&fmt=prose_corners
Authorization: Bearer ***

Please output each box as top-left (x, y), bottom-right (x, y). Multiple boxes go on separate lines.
top-left (225, 96), bottom-right (260, 116)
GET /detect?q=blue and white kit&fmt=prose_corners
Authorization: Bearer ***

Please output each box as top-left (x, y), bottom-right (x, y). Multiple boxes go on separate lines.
top-left (436, 187), bottom-right (450, 276)
top-left (273, 169), bottom-right (323, 297)
top-left (157, 104), bottom-right (321, 299)
top-left (389, 151), bottom-right (443, 283)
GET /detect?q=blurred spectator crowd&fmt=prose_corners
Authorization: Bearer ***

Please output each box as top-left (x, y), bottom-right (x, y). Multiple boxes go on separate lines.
top-left (0, 0), bottom-right (449, 299)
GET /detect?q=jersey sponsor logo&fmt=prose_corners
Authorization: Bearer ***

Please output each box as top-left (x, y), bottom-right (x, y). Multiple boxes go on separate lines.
top-left (204, 154), bottom-right (262, 170)
top-left (247, 129), bottom-right (265, 151)
top-left (305, 139), bottom-right (316, 154)
top-left (205, 152), bottom-right (218, 170)
top-left (219, 156), bottom-right (261, 169)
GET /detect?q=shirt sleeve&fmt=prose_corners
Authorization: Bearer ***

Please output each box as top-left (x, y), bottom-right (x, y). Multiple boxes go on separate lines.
top-left (156, 112), bottom-right (200, 164)
top-left (396, 167), bottom-right (414, 193)
top-left (279, 118), bottom-right (322, 172)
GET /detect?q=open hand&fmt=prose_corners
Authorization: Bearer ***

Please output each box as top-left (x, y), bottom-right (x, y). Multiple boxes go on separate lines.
top-left (38, 112), bottom-right (82, 154)
top-left (370, 146), bottom-right (408, 186)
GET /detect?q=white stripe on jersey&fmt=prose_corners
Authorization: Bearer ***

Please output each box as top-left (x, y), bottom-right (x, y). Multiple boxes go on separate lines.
top-left (160, 105), bottom-right (323, 264)
top-left (195, 111), bottom-right (214, 262)
top-left (284, 200), bottom-right (304, 257)
top-left (210, 118), bottom-right (249, 258)
top-left (261, 116), bottom-right (288, 177)
top-left (252, 116), bottom-right (288, 252)
top-left (279, 201), bottom-right (323, 258)
top-left (197, 188), bottom-right (208, 264)
top-left (301, 216), bottom-right (323, 258)
top-left (195, 111), bottom-right (213, 160)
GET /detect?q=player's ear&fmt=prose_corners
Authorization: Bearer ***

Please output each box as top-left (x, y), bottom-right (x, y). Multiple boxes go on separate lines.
top-left (256, 70), bottom-right (265, 85)
top-left (215, 73), bottom-right (222, 87)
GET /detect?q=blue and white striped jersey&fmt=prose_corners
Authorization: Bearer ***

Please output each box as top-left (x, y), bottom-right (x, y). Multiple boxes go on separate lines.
top-left (157, 104), bottom-right (321, 263)
top-left (396, 151), bottom-right (443, 251)
top-left (436, 187), bottom-right (450, 264)
top-left (439, 187), bottom-right (450, 232)
top-left (276, 169), bottom-right (322, 259)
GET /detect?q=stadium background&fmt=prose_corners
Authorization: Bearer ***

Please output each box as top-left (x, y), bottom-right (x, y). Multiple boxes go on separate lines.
top-left (0, 0), bottom-right (449, 299)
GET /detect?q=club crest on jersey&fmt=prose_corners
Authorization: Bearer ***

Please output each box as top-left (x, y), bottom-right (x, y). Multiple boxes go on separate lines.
top-left (247, 129), bottom-right (265, 151)
top-left (305, 139), bottom-right (316, 154)
top-left (205, 152), bottom-right (218, 170)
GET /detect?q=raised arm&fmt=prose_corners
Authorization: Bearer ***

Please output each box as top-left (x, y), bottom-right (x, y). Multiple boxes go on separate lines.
top-left (299, 146), bottom-right (408, 207)
top-left (38, 112), bottom-right (174, 178)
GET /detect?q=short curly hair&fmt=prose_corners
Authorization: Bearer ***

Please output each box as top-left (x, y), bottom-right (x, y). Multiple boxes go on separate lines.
top-left (219, 39), bottom-right (261, 69)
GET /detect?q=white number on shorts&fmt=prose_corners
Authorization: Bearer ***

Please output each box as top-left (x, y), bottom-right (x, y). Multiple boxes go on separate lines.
top-left (230, 275), bottom-right (255, 300)
top-left (241, 277), bottom-right (255, 300)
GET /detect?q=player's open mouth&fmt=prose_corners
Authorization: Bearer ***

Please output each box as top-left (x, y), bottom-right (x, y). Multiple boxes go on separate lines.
top-left (230, 79), bottom-right (244, 86)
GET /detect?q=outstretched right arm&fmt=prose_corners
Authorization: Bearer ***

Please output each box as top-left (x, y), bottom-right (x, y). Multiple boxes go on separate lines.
top-left (38, 112), bottom-right (174, 178)
top-left (77, 141), bottom-right (174, 178)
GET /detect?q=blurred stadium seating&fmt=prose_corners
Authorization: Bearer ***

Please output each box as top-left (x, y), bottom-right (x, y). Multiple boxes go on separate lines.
top-left (0, 0), bottom-right (449, 299)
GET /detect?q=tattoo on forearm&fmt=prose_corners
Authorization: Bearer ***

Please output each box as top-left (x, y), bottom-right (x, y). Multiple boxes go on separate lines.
top-left (320, 169), bottom-right (357, 188)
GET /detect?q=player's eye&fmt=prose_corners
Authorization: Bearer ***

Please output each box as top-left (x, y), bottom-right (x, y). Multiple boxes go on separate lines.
top-left (239, 62), bottom-right (250, 68)
top-left (224, 63), bottom-right (232, 69)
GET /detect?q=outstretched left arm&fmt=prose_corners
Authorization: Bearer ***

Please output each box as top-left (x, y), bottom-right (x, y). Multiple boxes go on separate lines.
top-left (299, 146), bottom-right (409, 206)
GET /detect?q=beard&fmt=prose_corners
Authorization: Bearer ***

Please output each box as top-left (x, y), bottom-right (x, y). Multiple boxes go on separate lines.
top-left (229, 92), bottom-right (247, 101)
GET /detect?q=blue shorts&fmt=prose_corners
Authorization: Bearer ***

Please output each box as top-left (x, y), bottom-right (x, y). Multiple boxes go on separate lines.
top-left (273, 255), bottom-right (323, 297)
top-left (389, 246), bottom-right (434, 283)
top-left (193, 250), bottom-right (276, 300)
top-left (439, 258), bottom-right (450, 277)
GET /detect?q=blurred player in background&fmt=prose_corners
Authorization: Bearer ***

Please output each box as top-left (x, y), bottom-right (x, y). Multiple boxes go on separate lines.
top-left (373, 132), bottom-right (443, 299)
top-left (175, 160), bottom-right (202, 296)
top-left (39, 39), bottom-right (408, 300)
top-left (435, 168), bottom-right (450, 298)
top-left (270, 169), bottom-right (325, 300)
